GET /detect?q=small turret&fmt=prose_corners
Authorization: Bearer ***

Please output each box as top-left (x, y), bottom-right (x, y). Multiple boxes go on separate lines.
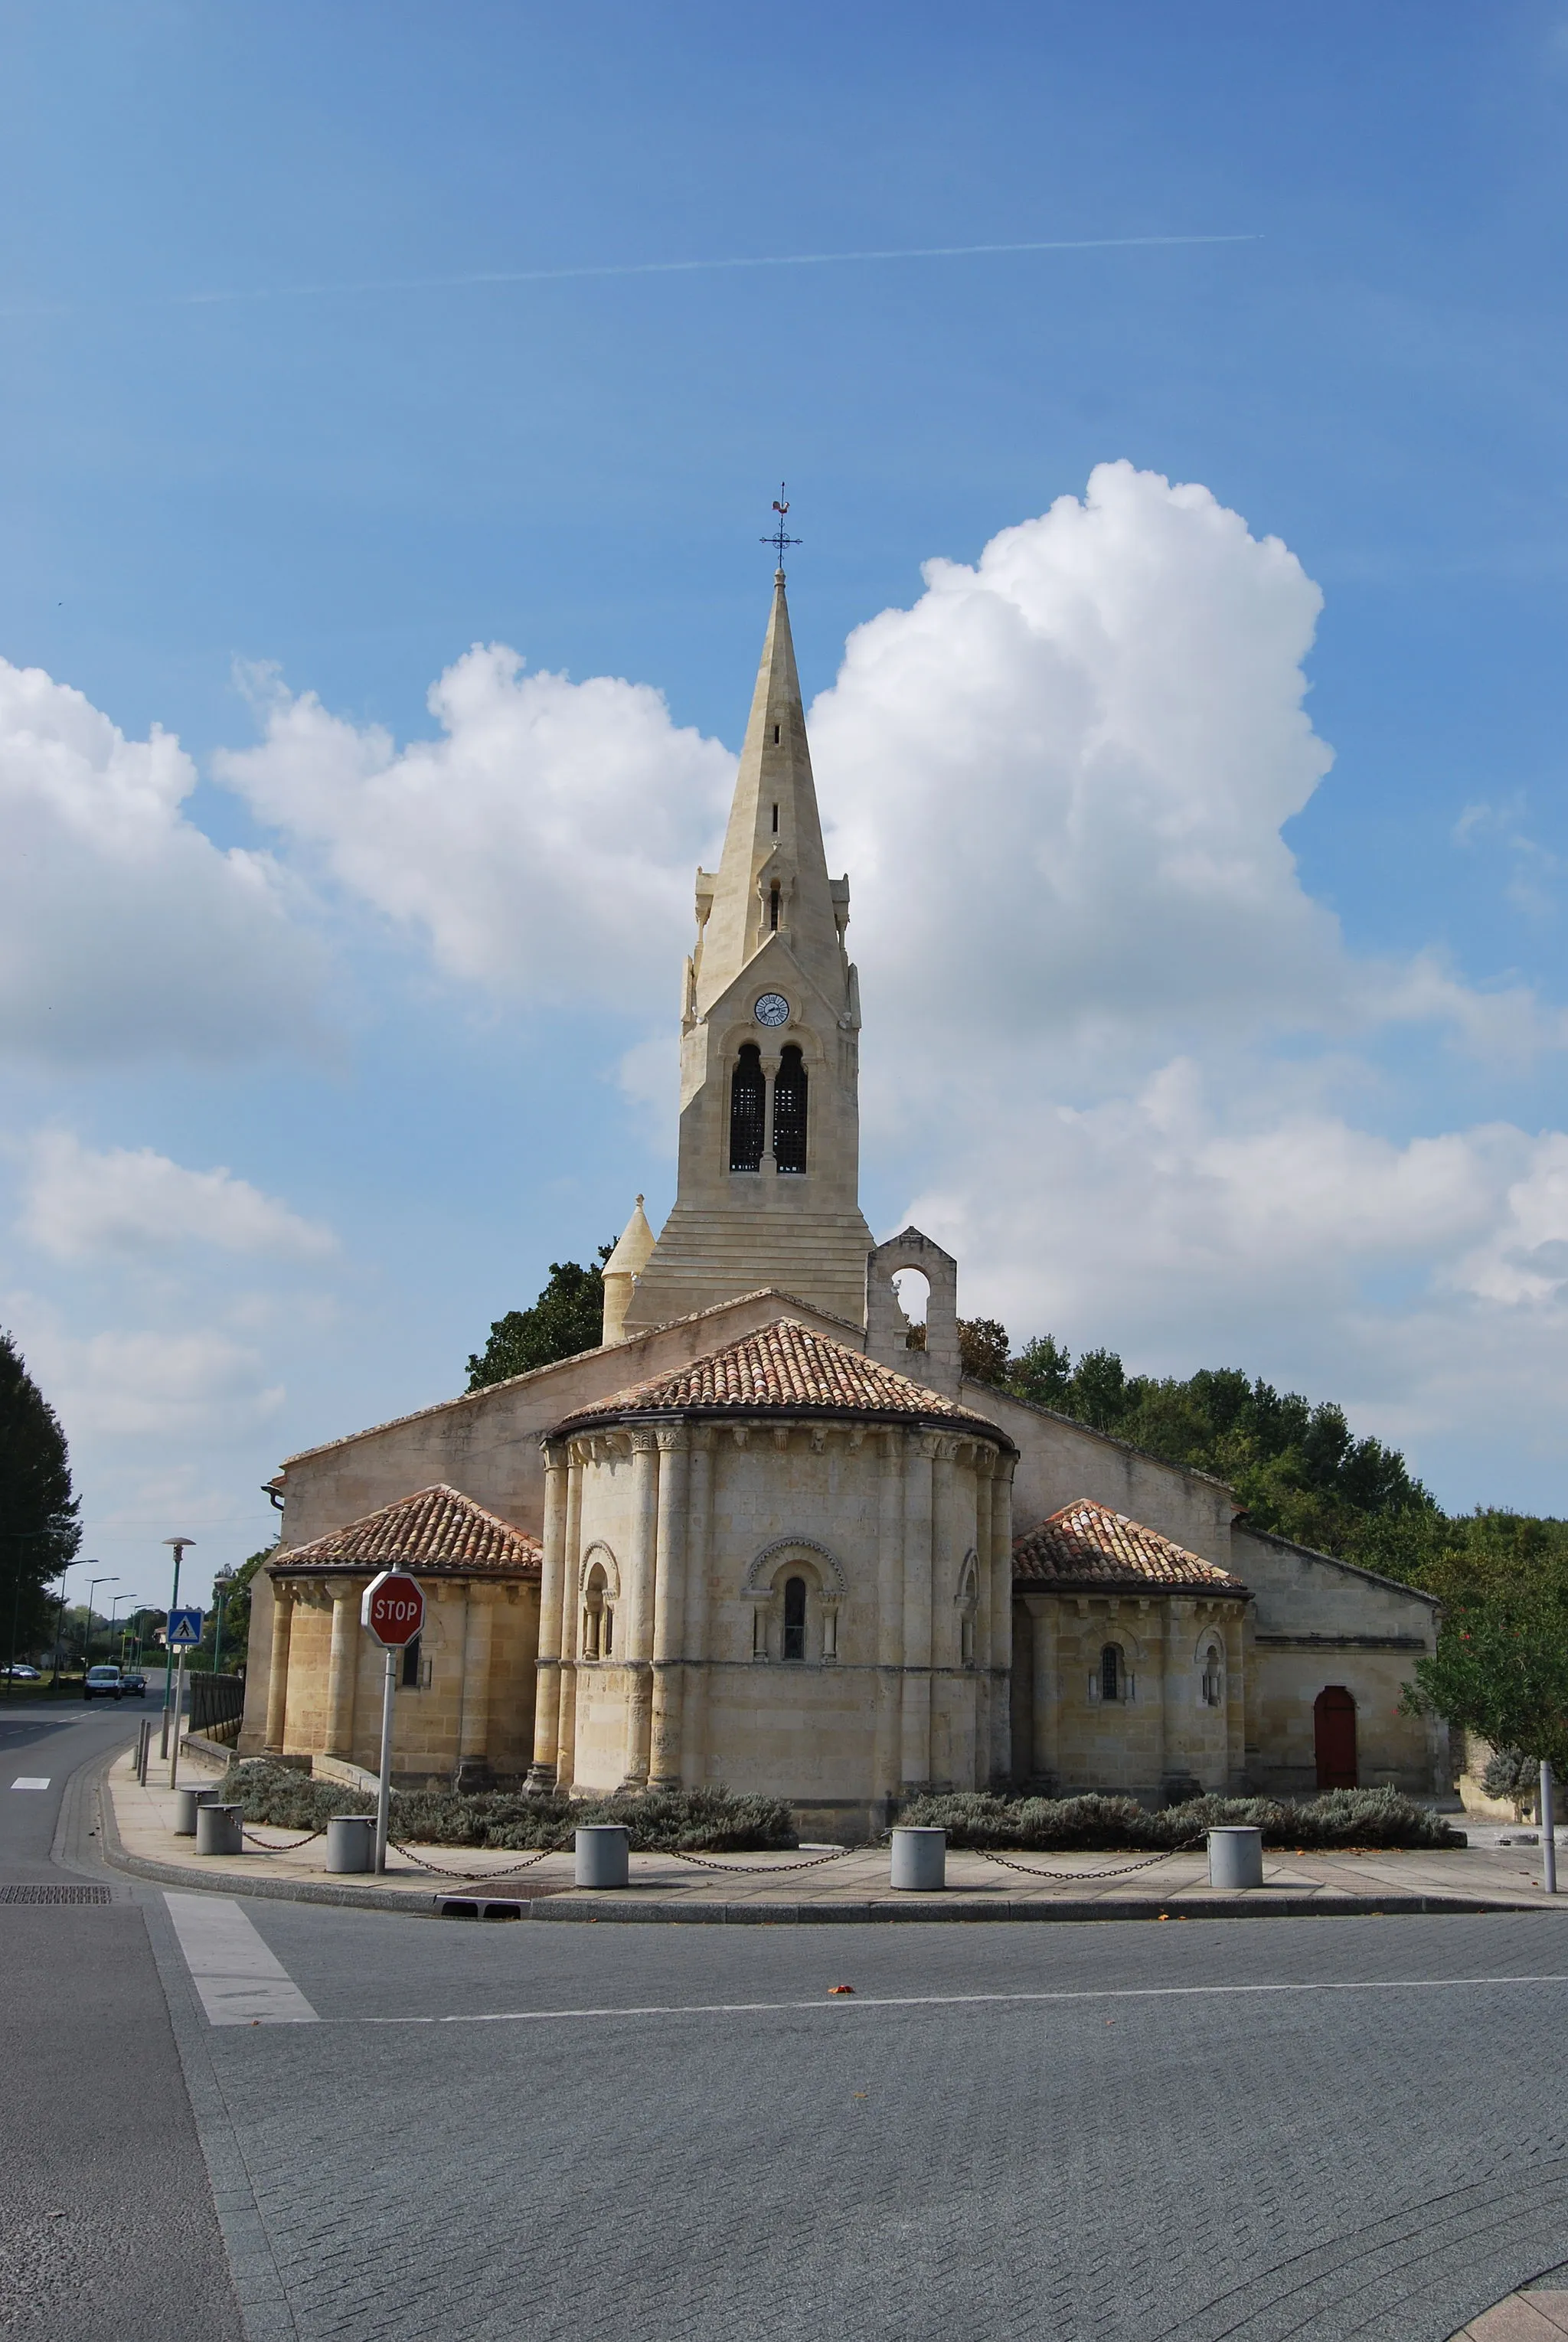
top-left (600, 1195), bottom-right (655, 1344)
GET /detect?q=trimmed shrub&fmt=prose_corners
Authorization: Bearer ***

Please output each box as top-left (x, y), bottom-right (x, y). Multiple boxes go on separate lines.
top-left (220, 1762), bottom-right (795, 1852)
top-left (893, 1785), bottom-right (1462, 1851)
top-left (1481, 1748), bottom-right (1538, 1811)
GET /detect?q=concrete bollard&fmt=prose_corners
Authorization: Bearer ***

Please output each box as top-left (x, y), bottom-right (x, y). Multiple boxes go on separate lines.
top-left (1207, 1826), bottom-right (1264, 1890)
top-left (575, 1825), bottom-right (630, 1889)
top-left (194, 1802), bottom-right (243, 1857)
top-left (890, 1826), bottom-right (947, 1891)
top-left (325, 1815), bottom-right (375, 1873)
top-left (173, 1785), bottom-right (220, 1836)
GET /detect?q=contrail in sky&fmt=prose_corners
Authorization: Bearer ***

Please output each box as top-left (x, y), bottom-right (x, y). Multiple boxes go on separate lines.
top-left (2, 233), bottom-right (1259, 319)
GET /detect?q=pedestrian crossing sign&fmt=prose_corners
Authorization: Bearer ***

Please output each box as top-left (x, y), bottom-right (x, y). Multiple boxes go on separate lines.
top-left (168, 1609), bottom-right (204, 1649)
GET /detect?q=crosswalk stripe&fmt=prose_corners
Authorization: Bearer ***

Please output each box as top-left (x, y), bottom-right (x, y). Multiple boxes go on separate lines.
top-left (164, 1892), bottom-right (319, 2026)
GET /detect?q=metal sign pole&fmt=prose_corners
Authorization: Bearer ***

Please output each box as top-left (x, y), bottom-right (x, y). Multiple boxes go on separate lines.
top-left (1543, 1759), bottom-right (1558, 1896)
top-left (168, 1651), bottom-right (186, 1790)
top-left (374, 1648), bottom-right (397, 1874)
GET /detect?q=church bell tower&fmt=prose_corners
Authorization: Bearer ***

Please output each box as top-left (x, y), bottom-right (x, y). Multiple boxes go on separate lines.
top-left (619, 567), bottom-right (875, 1335)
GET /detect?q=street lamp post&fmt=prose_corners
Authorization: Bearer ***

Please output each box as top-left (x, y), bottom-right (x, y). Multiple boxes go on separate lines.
top-left (212, 1569), bottom-right (234, 1677)
top-left (84, 1576), bottom-right (119, 1674)
top-left (48, 1561), bottom-right (93, 1694)
top-left (158, 1537), bottom-right (195, 1760)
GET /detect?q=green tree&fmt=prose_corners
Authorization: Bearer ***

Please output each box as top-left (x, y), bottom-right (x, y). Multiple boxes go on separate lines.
top-left (956, 1318), bottom-right (1011, 1386)
top-left (1006, 1334), bottom-right (1074, 1409)
top-left (0, 1330), bottom-right (81, 1667)
top-left (1403, 1583), bottom-right (1568, 1775)
top-left (467, 1246), bottom-right (615, 1391)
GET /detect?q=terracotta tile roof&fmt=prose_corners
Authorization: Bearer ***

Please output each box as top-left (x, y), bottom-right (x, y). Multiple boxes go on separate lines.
top-left (270, 1485), bottom-right (541, 1579)
top-left (558, 1318), bottom-right (1008, 1439)
top-left (1013, 1498), bottom-right (1247, 1593)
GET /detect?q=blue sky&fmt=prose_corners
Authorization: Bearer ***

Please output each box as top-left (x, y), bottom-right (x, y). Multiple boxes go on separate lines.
top-left (2, 2), bottom-right (1566, 1610)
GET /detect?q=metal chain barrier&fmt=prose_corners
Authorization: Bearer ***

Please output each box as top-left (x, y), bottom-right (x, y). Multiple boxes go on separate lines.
top-left (241, 1826), bottom-right (327, 1854)
top-left (970, 1837), bottom-right (1205, 1882)
top-left (657, 1844), bottom-right (854, 1874)
top-left (386, 1838), bottom-right (573, 1881)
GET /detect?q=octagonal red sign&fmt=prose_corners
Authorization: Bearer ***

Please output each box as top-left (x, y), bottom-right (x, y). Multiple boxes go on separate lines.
top-left (361, 1569), bottom-right (425, 1647)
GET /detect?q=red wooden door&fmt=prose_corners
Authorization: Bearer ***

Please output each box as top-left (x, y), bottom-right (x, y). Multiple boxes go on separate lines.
top-left (1314, 1687), bottom-right (1357, 1789)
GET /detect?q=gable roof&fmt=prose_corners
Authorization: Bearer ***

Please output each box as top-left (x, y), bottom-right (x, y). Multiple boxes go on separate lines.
top-left (270, 1485), bottom-right (541, 1579)
top-left (557, 1318), bottom-right (1010, 1441)
top-left (1013, 1498), bottom-right (1248, 1594)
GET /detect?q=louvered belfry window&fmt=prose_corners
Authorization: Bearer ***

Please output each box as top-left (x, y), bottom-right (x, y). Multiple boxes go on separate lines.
top-left (730, 1044), bottom-right (766, 1171)
top-left (773, 1044), bottom-right (808, 1174)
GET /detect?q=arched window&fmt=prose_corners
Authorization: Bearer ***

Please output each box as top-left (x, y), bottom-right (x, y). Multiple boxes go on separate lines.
top-left (1100, 1644), bottom-right (1121, 1703)
top-left (583, 1564), bottom-right (611, 1661)
top-left (782, 1575), bottom-right (807, 1661)
top-left (769, 880), bottom-right (781, 932)
top-left (730, 1044), bottom-right (765, 1171)
top-left (1200, 1645), bottom-right (1223, 1707)
top-left (773, 1044), bottom-right (808, 1174)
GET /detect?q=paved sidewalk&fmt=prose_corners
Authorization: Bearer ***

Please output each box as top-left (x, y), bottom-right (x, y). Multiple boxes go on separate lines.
top-left (102, 1743), bottom-right (1566, 1921)
top-left (1453, 2288), bottom-right (1568, 2337)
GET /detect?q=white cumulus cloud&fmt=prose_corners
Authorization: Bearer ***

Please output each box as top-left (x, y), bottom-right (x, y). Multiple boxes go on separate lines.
top-left (17, 1132), bottom-right (337, 1264)
top-left (216, 647), bottom-right (733, 1002)
top-left (0, 658), bottom-right (324, 1061)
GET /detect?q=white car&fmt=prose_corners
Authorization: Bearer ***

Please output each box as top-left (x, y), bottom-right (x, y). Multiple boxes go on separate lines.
top-left (83, 1665), bottom-right (126, 1701)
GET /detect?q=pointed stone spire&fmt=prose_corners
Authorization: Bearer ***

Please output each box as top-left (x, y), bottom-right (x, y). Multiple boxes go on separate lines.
top-left (600, 1194), bottom-right (655, 1344)
top-left (622, 571), bottom-right (871, 1339)
top-left (692, 571), bottom-right (847, 1018)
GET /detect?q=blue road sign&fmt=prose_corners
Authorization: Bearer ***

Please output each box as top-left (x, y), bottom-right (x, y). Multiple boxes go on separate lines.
top-left (168, 1608), bottom-right (204, 1649)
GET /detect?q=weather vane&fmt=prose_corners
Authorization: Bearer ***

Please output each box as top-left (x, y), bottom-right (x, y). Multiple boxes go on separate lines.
top-left (762, 483), bottom-right (802, 568)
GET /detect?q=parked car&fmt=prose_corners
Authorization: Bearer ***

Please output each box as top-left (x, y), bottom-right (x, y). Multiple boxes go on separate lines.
top-left (83, 1665), bottom-right (125, 1701)
top-left (119, 1671), bottom-right (148, 1697)
top-left (0, 1664), bottom-right (41, 1680)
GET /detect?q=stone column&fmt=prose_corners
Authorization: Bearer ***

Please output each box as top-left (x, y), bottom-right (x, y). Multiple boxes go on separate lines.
top-left (872, 1429), bottom-right (905, 1806)
top-left (649, 1426), bottom-right (689, 1787)
top-left (988, 1452), bottom-right (1016, 1785)
top-left (972, 1454), bottom-right (995, 1791)
top-left (264, 1582), bottom-right (294, 1752)
top-left (1223, 1602), bottom-right (1246, 1789)
top-left (622, 1429), bottom-right (659, 1786)
top-left (325, 1583), bottom-right (359, 1757)
top-left (678, 1429), bottom-right (714, 1786)
top-left (555, 1445), bottom-right (584, 1793)
top-left (900, 1432), bottom-right (936, 1788)
top-left (458, 1585), bottom-right (495, 1785)
top-left (528, 1440), bottom-right (569, 1788)
top-left (1160, 1598), bottom-right (1190, 1795)
top-left (1027, 1592), bottom-right (1059, 1785)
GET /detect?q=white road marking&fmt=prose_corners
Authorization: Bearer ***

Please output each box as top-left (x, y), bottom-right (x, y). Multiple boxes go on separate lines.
top-left (344, 1973), bottom-right (1568, 2029)
top-left (164, 1893), bottom-right (319, 2027)
top-left (11, 1777), bottom-right (50, 1790)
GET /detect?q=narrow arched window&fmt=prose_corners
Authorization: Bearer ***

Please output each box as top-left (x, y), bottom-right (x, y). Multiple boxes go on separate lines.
top-left (769, 880), bottom-right (781, 932)
top-left (730, 1044), bottom-right (765, 1171)
top-left (583, 1569), bottom-right (606, 1661)
top-left (773, 1044), bottom-right (808, 1174)
top-left (782, 1575), bottom-right (807, 1661)
top-left (1100, 1644), bottom-right (1121, 1703)
top-left (1201, 1646), bottom-right (1223, 1707)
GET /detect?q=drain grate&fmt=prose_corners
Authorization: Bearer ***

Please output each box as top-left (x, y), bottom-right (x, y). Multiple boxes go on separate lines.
top-left (0, 1883), bottom-right (112, 1905)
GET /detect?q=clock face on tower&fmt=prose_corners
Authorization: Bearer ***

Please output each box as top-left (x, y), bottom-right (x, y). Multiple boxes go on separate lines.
top-left (753, 992), bottom-right (790, 1027)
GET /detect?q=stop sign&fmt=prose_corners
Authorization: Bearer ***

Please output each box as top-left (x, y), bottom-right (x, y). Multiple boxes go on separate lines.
top-left (361, 1569), bottom-right (425, 1647)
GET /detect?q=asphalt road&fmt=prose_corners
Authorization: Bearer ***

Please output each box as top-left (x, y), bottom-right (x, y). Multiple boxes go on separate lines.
top-left (0, 1705), bottom-right (243, 2342)
top-left (9, 1730), bottom-right (1568, 2342)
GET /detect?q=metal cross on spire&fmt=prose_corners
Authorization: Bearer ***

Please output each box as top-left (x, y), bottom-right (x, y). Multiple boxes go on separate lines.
top-left (761, 484), bottom-right (802, 569)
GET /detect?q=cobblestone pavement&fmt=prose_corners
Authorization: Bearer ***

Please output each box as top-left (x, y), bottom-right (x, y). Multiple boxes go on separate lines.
top-left (145, 1897), bottom-right (1568, 2342)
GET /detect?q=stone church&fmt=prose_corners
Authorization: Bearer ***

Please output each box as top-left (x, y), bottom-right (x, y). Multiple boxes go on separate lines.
top-left (238, 570), bottom-right (1445, 1834)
